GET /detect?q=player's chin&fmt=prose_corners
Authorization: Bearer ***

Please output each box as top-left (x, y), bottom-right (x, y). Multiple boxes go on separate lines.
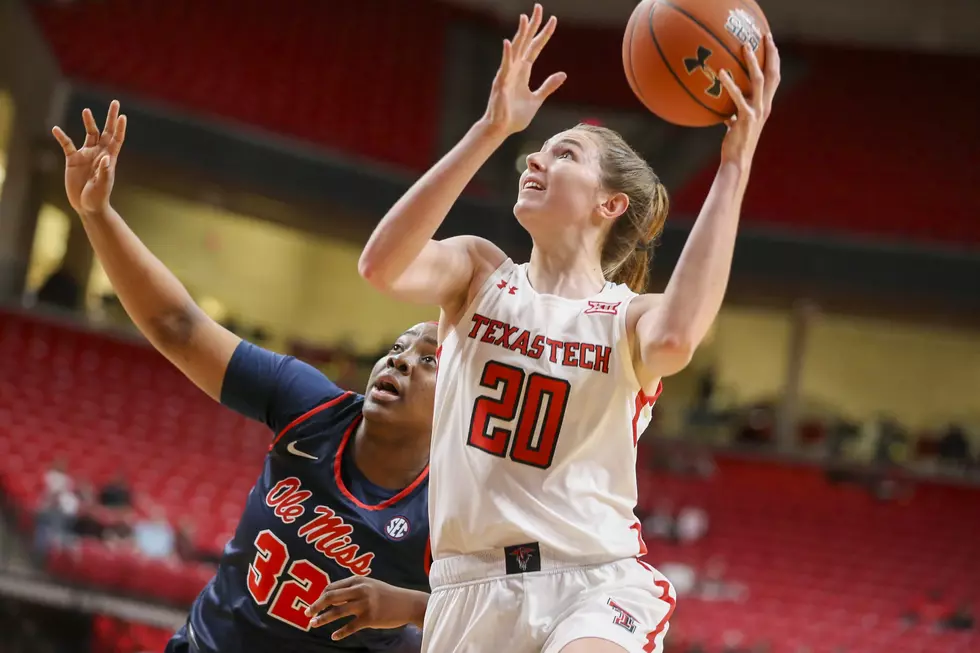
top-left (363, 388), bottom-right (404, 415)
top-left (513, 197), bottom-right (549, 227)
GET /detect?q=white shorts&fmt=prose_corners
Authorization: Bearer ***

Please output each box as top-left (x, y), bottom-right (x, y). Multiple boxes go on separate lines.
top-left (422, 547), bottom-right (676, 653)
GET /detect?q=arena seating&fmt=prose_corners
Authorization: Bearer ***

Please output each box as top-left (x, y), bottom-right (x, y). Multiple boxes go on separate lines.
top-left (32, 2), bottom-right (978, 246)
top-left (639, 460), bottom-right (979, 653)
top-left (31, 0), bottom-right (447, 171)
top-left (1, 311), bottom-right (976, 653)
top-left (91, 614), bottom-right (174, 653)
top-left (0, 310), bottom-right (265, 605)
top-left (672, 47), bottom-right (980, 247)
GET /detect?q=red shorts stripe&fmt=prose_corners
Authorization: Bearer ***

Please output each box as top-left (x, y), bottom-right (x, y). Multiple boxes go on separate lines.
top-left (636, 559), bottom-right (675, 653)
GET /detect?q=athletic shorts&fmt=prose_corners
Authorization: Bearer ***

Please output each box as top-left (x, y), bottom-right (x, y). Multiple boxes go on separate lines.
top-left (422, 545), bottom-right (676, 653)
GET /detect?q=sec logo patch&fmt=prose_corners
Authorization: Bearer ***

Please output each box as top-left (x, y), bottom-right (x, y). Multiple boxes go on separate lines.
top-left (384, 516), bottom-right (411, 541)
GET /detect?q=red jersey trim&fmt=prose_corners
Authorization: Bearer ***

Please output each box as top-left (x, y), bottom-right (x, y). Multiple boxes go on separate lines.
top-left (270, 391), bottom-right (354, 449)
top-left (333, 414), bottom-right (430, 511)
top-left (630, 521), bottom-right (648, 556)
top-left (631, 380), bottom-right (663, 446)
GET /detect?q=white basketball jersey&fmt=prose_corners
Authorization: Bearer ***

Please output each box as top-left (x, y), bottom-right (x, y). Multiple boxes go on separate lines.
top-left (430, 259), bottom-right (661, 563)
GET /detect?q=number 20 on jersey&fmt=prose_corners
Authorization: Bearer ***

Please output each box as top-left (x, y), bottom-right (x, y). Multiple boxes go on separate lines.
top-left (467, 360), bottom-right (570, 469)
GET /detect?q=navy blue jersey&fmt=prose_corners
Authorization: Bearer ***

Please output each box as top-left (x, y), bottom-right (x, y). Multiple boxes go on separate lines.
top-left (182, 342), bottom-right (429, 653)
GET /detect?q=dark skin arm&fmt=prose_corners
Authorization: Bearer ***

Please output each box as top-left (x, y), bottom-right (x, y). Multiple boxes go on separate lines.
top-left (52, 101), bottom-right (241, 400)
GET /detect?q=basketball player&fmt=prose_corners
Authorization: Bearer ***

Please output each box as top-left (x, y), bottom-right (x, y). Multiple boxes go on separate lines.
top-left (51, 104), bottom-right (434, 652)
top-left (354, 4), bottom-right (780, 653)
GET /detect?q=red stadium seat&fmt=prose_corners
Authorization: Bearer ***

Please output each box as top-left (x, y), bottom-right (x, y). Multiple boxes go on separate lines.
top-left (31, 0), bottom-right (448, 172)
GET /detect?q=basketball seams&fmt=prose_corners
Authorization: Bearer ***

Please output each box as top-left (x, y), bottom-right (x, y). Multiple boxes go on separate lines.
top-left (646, 3), bottom-right (729, 121)
top-left (660, 0), bottom-right (752, 78)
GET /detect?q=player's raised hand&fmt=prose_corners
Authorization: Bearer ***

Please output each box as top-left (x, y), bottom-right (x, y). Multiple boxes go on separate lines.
top-left (51, 100), bottom-right (127, 216)
top-left (305, 576), bottom-right (427, 639)
top-left (717, 34), bottom-right (780, 170)
top-left (483, 3), bottom-right (567, 137)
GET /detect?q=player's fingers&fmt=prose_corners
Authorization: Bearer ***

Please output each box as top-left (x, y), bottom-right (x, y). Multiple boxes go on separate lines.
top-left (109, 114), bottom-right (127, 156)
top-left (51, 126), bottom-right (77, 157)
top-left (511, 13), bottom-right (529, 54)
top-left (330, 615), bottom-right (369, 641)
top-left (533, 71), bottom-right (567, 100)
top-left (520, 4), bottom-right (544, 57)
top-left (743, 45), bottom-right (764, 108)
top-left (719, 70), bottom-right (751, 118)
top-left (102, 100), bottom-right (120, 139)
top-left (82, 108), bottom-right (100, 147)
top-left (524, 15), bottom-right (557, 64)
top-left (496, 39), bottom-right (513, 81)
top-left (93, 154), bottom-right (112, 185)
top-left (762, 34), bottom-right (781, 115)
top-left (309, 602), bottom-right (362, 629)
top-left (306, 586), bottom-right (362, 617)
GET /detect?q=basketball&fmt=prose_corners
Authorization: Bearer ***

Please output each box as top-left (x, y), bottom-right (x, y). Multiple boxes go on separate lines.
top-left (623, 0), bottom-right (770, 127)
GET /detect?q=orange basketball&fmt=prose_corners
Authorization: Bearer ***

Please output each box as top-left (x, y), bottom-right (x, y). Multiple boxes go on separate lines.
top-left (623, 0), bottom-right (769, 127)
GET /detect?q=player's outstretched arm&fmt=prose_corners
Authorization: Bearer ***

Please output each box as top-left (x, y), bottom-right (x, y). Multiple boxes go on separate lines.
top-left (51, 102), bottom-right (240, 401)
top-left (306, 576), bottom-right (428, 639)
top-left (359, 4), bottom-right (565, 312)
top-left (633, 36), bottom-right (781, 383)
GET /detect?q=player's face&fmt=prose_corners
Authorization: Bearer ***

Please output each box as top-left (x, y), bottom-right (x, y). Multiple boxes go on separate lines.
top-left (362, 323), bottom-right (439, 430)
top-left (514, 129), bottom-right (606, 235)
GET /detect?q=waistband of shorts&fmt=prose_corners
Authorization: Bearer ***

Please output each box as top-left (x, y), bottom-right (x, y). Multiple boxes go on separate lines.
top-left (429, 544), bottom-right (620, 588)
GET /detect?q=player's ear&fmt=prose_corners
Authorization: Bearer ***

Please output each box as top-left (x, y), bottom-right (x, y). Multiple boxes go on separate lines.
top-left (597, 191), bottom-right (629, 221)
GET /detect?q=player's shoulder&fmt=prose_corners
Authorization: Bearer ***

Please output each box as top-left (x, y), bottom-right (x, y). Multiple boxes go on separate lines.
top-left (443, 235), bottom-right (506, 264)
top-left (625, 292), bottom-right (664, 328)
top-left (441, 236), bottom-right (510, 323)
top-left (272, 391), bottom-right (364, 445)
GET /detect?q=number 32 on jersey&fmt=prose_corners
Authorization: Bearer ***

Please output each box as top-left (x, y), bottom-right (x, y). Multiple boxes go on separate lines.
top-left (467, 360), bottom-right (570, 469)
top-left (248, 530), bottom-right (328, 630)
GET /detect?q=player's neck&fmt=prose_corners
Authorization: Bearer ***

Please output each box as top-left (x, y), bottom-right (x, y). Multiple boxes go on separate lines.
top-left (528, 246), bottom-right (606, 299)
top-left (351, 420), bottom-right (428, 490)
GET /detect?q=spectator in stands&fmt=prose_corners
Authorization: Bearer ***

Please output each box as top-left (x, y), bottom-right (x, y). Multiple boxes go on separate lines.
top-left (873, 416), bottom-right (909, 466)
top-left (132, 506), bottom-right (175, 559)
top-left (98, 471), bottom-right (132, 509)
top-left (938, 424), bottom-right (971, 470)
top-left (36, 266), bottom-right (82, 311)
top-left (736, 404), bottom-right (773, 445)
top-left (943, 601), bottom-right (975, 631)
top-left (42, 458), bottom-right (73, 501)
top-left (826, 417), bottom-right (859, 461)
top-left (70, 481), bottom-right (104, 539)
top-left (33, 463), bottom-right (80, 561)
top-left (697, 557), bottom-right (747, 602)
top-left (676, 504), bottom-right (709, 544)
top-left (175, 519), bottom-right (221, 566)
top-left (643, 499), bottom-right (676, 542)
top-left (657, 561), bottom-right (696, 597)
top-left (721, 630), bottom-right (747, 653)
top-left (686, 368), bottom-right (718, 430)
top-left (904, 589), bottom-right (949, 628)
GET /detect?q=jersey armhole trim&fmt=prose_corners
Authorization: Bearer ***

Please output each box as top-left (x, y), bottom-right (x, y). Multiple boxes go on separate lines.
top-left (617, 294), bottom-right (663, 446)
top-left (631, 381), bottom-right (663, 446)
top-left (270, 391), bottom-right (354, 449)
